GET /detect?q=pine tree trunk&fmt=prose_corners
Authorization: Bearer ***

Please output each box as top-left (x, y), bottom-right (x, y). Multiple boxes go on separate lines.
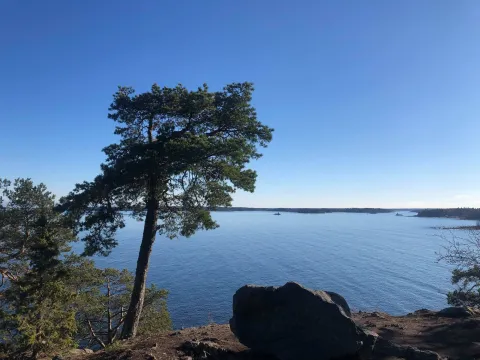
top-left (120, 196), bottom-right (159, 339)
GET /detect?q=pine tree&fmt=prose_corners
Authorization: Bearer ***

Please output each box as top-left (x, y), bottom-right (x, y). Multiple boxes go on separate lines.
top-left (65, 255), bottom-right (171, 349)
top-left (59, 82), bottom-right (273, 337)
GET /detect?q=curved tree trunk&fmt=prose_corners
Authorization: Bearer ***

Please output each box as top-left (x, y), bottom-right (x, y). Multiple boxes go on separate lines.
top-left (120, 196), bottom-right (159, 339)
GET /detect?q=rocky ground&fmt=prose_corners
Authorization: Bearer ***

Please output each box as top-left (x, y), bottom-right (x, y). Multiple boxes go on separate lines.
top-left (355, 310), bottom-right (480, 359)
top-left (66, 310), bottom-right (480, 360)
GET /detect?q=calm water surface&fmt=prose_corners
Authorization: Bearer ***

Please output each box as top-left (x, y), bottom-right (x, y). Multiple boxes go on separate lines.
top-left (84, 211), bottom-right (473, 328)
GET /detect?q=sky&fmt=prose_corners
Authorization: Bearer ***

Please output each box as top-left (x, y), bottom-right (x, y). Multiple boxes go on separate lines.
top-left (1, 0), bottom-right (480, 208)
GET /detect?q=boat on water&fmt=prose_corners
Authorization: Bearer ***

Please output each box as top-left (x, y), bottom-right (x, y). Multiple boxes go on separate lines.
top-left (396, 213), bottom-right (403, 216)
top-left (273, 212), bottom-right (281, 215)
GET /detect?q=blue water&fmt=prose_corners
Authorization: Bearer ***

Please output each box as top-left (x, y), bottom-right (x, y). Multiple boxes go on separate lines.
top-left (82, 211), bottom-right (474, 329)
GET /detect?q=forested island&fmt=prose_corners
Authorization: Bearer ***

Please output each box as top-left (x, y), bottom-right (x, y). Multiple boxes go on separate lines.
top-left (416, 208), bottom-right (480, 220)
top-left (213, 207), bottom-right (393, 214)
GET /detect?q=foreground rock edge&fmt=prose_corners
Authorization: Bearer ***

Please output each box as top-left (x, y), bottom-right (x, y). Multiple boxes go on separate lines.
top-left (60, 311), bottom-right (480, 360)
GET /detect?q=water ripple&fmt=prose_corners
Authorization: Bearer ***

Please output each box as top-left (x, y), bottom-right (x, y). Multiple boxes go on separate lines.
top-left (77, 211), bottom-right (472, 328)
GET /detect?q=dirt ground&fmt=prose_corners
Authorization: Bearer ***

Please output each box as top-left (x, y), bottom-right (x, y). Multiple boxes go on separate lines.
top-left (354, 310), bottom-right (480, 359)
top-left (65, 310), bottom-right (480, 360)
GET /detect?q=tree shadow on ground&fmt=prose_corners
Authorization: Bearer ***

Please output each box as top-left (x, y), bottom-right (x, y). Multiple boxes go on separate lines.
top-left (404, 319), bottom-right (480, 359)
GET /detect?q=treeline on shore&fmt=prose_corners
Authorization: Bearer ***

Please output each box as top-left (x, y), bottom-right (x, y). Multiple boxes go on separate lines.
top-left (416, 208), bottom-right (480, 220)
top-left (213, 207), bottom-right (393, 214)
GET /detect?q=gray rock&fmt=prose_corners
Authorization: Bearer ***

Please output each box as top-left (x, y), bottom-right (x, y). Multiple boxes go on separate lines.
top-left (326, 290), bottom-right (352, 317)
top-left (374, 338), bottom-right (442, 360)
top-left (230, 282), bottom-right (376, 360)
top-left (437, 306), bottom-right (474, 318)
top-left (180, 340), bottom-right (232, 359)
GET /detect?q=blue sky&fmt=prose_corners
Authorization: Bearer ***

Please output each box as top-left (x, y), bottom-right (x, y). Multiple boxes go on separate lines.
top-left (1, 0), bottom-right (480, 208)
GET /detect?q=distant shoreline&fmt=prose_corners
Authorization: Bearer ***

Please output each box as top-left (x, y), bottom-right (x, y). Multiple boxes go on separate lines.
top-left (212, 207), bottom-right (394, 214)
top-left (115, 206), bottom-right (480, 219)
top-left (211, 207), bottom-right (480, 220)
top-left (433, 225), bottom-right (480, 230)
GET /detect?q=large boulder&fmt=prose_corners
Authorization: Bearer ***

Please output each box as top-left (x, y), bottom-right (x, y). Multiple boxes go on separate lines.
top-left (229, 282), bottom-right (376, 360)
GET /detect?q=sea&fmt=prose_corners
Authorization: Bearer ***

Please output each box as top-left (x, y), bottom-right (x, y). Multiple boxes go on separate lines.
top-left (80, 210), bottom-right (474, 329)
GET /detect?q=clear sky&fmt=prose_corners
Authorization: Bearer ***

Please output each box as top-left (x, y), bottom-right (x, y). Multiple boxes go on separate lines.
top-left (1, 1), bottom-right (480, 208)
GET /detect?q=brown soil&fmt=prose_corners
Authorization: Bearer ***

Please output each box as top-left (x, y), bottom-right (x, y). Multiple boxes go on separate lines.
top-left (67, 324), bottom-right (251, 360)
top-left (65, 311), bottom-right (480, 360)
top-left (354, 310), bottom-right (480, 359)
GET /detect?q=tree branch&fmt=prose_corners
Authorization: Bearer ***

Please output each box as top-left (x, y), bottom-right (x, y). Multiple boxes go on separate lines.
top-left (86, 318), bottom-right (106, 349)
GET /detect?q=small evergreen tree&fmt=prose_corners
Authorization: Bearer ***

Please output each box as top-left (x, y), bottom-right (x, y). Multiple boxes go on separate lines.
top-left (0, 178), bottom-right (171, 357)
top-left (3, 225), bottom-right (77, 358)
top-left (0, 179), bottom-right (76, 358)
top-left (65, 255), bottom-right (171, 349)
top-left (0, 178), bottom-right (73, 287)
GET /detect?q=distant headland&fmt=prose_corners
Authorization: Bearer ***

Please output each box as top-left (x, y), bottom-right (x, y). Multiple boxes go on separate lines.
top-left (212, 207), bottom-right (393, 214)
top-left (415, 208), bottom-right (480, 220)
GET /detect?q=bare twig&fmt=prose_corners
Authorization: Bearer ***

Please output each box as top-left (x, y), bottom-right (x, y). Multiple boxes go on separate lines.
top-left (86, 318), bottom-right (106, 349)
